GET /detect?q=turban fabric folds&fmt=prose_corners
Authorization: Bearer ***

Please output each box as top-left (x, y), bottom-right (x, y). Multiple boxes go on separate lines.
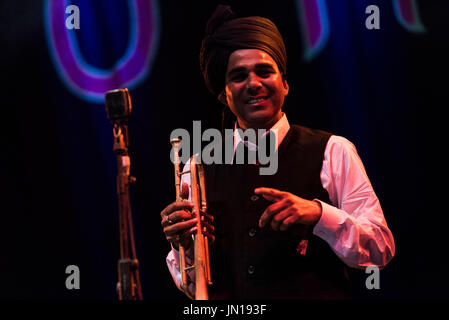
top-left (199, 5), bottom-right (287, 97)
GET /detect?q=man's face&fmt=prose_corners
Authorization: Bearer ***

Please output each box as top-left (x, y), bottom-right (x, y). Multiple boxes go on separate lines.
top-left (224, 49), bottom-right (289, 130)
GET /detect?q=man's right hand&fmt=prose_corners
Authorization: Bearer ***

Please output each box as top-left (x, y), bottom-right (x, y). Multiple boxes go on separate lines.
top-left (160, 201), bottom-right (215, 251)
top-left (161, 201), bottom-right (196, 250)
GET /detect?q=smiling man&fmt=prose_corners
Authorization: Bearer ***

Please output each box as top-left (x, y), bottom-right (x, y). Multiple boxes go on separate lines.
top-left (161, 5), bottom-right (395, 300)
top-left (223, 49), bottom-right (289, 130)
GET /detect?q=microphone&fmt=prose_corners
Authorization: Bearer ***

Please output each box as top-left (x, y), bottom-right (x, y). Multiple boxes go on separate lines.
top-left (105, 88), bottom-right (132, 152)
top-left (104, 88), bottom-right (143, 300)
top-left (105, 88), bottom-right (132, 122)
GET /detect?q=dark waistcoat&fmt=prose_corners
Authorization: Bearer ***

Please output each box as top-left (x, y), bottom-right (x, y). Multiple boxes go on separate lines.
top-left (203, 125), bottom-right (352, 300)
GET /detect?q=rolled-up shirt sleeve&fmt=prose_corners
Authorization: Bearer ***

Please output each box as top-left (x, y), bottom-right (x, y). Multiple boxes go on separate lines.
top-left (313, 135), bottom-right (395, 269)
top-left (166, 244), bottom-right (196, 295)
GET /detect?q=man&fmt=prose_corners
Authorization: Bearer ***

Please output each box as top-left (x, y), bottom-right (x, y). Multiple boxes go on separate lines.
top-left (160, 5), bottom-right (395, 299)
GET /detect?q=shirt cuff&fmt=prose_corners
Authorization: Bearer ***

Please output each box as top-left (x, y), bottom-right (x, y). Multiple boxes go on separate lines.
top-left (312, 200), bottom-right (345, 239)
top-left (171, 243), bottom-right (194, 268)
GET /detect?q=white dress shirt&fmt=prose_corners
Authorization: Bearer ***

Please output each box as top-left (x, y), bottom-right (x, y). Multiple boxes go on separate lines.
top-left (166, 113), bottom-right (395, 292)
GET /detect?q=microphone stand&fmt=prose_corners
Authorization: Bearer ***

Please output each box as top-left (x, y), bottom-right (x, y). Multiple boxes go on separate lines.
top-left (106, 88), bottom-right (143, 300)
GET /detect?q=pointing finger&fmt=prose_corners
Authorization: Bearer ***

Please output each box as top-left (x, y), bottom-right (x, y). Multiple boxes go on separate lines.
top-left (254, 187), bottom-right (286, 202)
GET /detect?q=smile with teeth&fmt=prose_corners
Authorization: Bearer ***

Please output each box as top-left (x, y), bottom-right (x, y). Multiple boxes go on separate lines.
top-left (247, 96), bottom-right (268, 104)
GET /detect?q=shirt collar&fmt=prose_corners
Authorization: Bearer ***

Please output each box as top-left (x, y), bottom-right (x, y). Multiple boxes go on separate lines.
top-left (233, 113), bottom-right (290, 156)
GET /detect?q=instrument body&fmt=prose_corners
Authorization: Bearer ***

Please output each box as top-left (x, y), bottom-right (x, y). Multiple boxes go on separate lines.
top-left (170, 138), bottom-right (212, 300)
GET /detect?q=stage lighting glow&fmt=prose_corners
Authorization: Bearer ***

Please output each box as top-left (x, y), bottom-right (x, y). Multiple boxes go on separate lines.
top-left (393, 0), bottom-right (426, 33)
top-left (296, 0), bottom-right (330, 62)
top-left (44, 0), bottom-right (160, 103)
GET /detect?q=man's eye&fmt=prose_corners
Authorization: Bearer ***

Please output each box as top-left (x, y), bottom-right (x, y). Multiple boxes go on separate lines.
top-left (231, 74), bottom-right (246, 82)
top-left (258, 70), bottom-right (273, 78)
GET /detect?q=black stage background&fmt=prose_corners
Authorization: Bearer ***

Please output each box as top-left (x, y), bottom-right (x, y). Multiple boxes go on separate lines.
top-left (2, 0), bottom-right (449, 300)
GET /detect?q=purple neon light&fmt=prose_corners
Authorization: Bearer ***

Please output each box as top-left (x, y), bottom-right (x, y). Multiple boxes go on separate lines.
top-left (49, 0), bottom-right (156, 98)
top-left (394, 0), bottom-right (425, 33)
top-left (300, 0), bottom-right (322, 48)
top-left (296, 0), bottom-right (330, 61)
top-left (397, 0), bottom-right (415, 24)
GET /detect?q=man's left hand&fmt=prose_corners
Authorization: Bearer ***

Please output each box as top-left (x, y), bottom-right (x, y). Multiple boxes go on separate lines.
top-left (255, 187), bottom-right (322, 231)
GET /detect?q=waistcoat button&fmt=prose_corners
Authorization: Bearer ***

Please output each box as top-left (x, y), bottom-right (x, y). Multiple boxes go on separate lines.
top-left (248, 227), bottom-right (257, 237)
top-left (248, 265), bottom-right (255, 275)
top-left (250, 195), bottom-right (259, 201)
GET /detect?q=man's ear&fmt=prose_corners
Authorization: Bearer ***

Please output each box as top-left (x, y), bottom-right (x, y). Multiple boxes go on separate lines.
top-left (218, 89), bottom-right (228, 105)
top-left (283, 79), bottom-right (289, 96)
